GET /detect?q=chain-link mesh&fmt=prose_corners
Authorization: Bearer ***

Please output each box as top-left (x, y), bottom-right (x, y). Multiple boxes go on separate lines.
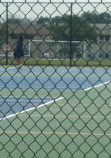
top-left (0, 0), bottom-right (111, 158)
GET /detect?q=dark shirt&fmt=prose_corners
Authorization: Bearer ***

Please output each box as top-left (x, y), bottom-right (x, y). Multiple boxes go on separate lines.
top-left (16, 39), bottom-right (23, 50)
top-left (14, 38), bottom-right (24, 58)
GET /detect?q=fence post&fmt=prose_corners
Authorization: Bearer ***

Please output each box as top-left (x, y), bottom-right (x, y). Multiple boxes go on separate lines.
top-left (6, 2), bottom-right (8, 65)
top-left (70, 3), bottom-right (73, 67)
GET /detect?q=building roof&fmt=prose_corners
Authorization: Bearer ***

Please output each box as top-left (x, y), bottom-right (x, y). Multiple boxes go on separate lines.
top-left (90, 23), bottom-right (111, 34)
top-left (8, 23), bottom-right (50, 36)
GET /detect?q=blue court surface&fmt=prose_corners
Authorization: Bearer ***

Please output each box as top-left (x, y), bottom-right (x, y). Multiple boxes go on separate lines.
top-left (0, 66), bottom-right (111, 119)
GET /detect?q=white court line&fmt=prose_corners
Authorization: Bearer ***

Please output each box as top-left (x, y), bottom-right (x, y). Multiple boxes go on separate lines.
top-left (84, 81), bottom-right (110, 91)
top-left (0, 97), bottom-right (57, 102)
top-left (0, 97), bottom-right (64, 121)
top-left (0, 67), bottom-right (16, 70)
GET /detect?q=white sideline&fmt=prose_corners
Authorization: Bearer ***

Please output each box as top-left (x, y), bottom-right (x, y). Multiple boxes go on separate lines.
top-left (0, 97), bottom-right (64, 121)
top-left (0, 81), bottom-right (110, 120)
top-left (84, 81), bottom-right (110, 91)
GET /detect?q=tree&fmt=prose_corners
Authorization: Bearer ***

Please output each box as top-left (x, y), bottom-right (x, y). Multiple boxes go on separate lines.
top-left (81, 11), bottom-right (100, 24)
top-left (49, 15), bottom-right (98, 42)
top-left (99, 12), bottom-right (111, 23)
top-left (81, 11), bottom-right (111, 24)
top-left (0, 23), bottom-right (6, 49)
top-left (48, 14), bottom-right (98, 59)
top-left (8, 18), bottom-right (20, 24)
top-left (37, 16), bottom-right (50, 24)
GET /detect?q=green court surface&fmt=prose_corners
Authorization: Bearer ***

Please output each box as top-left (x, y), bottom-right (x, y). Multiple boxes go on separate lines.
top-left (0, 76), bottom-right (111, 158)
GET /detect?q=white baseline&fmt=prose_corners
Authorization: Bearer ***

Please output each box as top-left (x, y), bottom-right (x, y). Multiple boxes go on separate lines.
top-left (0, 97), bottom-right (64, 121)
top-left (84, 81), bottom-right (110, 91)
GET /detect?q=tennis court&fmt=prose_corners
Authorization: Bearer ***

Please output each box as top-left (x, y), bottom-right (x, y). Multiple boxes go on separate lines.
top-left (0, 65), bottom-right (111, 158)
top-left (1, 0), bottom-right (111, 157)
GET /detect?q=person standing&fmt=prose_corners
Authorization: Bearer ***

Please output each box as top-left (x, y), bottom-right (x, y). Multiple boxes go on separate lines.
top-left (13, 33), bottom-right (24, 68)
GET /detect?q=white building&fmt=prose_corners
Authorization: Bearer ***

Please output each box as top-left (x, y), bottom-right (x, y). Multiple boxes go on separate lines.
top-left (87, 24), bottom-right (111, 60)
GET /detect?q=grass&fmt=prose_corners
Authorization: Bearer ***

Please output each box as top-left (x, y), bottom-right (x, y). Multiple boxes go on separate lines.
top-left (1, 57), bottom-right (111, 66)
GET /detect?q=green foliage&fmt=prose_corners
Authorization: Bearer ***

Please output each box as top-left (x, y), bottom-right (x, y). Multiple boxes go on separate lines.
top-left (37, 16), bottom-right (50, 24)
top-left (47, 14), bottom-right (98, 59)
top-left (0, 23), bottom-right (6, 49)
top-left (49, 15), bottom-right (98, 43)
top-left (81, 11), bottom-right (111, 24)
top-left (8, 17), bottom-right (21, 24)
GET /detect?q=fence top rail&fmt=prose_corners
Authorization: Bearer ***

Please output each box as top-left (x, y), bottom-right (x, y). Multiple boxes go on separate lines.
top-left (0, 0), bottom-right (111, 3)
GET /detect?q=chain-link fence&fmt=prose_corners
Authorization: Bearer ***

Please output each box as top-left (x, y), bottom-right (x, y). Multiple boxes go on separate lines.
top-left (0, 0), bottom-right (111, 158)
